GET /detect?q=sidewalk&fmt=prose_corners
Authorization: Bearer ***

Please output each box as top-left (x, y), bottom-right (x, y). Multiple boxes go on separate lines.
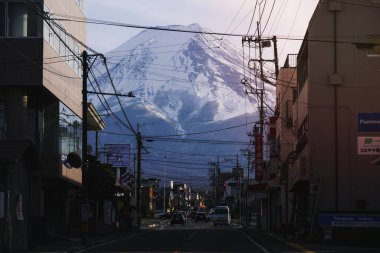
top-left (247, 228), bottom-right (380, 253)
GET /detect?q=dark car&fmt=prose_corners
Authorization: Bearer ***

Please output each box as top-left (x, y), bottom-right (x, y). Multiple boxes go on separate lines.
top-left (160, 212), bottom-right (172, 220)
top-left (170, 212), bottom-right (185, 226)
top-left (190, 210), bottom-right (198, 219)
top-left (195, 211), bottom-right (208, 222)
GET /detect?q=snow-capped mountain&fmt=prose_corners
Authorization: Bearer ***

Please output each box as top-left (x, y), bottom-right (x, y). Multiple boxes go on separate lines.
top-left (90, 24), bottom-right (273, 189)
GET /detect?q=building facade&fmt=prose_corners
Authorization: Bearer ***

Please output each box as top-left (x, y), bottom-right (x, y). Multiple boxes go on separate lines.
top-left (267, 54), bottom-right (298, 231)
top-left (0, 0), bottom-right (96, 250)
top-left (273, 0), bottom-right (380, 239)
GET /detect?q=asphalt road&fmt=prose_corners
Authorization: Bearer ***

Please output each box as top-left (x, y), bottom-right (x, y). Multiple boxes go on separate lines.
top-left (76, 219), bottom-right (269, 253)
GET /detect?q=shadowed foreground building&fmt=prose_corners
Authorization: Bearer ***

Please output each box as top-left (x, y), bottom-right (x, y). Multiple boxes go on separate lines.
top-left (0, 0), bottom-right (105, 251)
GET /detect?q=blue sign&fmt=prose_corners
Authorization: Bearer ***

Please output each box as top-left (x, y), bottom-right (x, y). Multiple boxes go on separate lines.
top-left (319, 213), bottom-right (380, 228)
top-left (358, 113), bottom-right (380, 132)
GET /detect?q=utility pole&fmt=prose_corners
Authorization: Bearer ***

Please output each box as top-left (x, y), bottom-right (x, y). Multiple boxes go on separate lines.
top-left (133, 153), bottom-right (136, 198)
top-left (216, 157), bottom-right (219, 206)
top-left (136, 124), bottom-right (142, 231)
top-left (81, 50), bottom-right (88, 245)
top-left (163, 156), bottom-right (167, 212)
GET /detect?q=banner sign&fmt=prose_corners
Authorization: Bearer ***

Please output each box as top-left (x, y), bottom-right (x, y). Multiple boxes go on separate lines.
top-left (255, 133), bottom-right (263, 182)
top-left (357, 137), bottom-right (380, 155)
top-left (320, 213), bottom-right (380, 228)
top-left (358, 113), bottom-right (380, 132)
top-left (104, 144), bottom-right (131, 167)
top-left (268, 117), bottom-right (277, 140)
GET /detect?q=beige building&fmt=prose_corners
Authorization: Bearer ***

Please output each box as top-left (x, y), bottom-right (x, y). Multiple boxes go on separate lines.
top-left (270, 54), bottom-right (298, 229)
top-left (274, 0), bottom-right (380, 238)
top-left (0, 0), bottom-right (104, 251)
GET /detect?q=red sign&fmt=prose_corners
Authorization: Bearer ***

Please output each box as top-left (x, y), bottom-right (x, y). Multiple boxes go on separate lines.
top-left (255, 133), bottom-right (263, 182)
top-left (268, 117), bottom-right (277, 140)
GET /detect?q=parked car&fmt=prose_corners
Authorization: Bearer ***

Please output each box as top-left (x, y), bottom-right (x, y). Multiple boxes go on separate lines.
top-left (170, 212), bottom-right (186, 226)
top-left (195, 211), bottom-right (208, 222)
top-left (208, 210), bottom-right (216, 222)
top-left (154, 210), bottom-right (164, 219)
top-left (190, 210), bottom-right (198, 219)
top-left (178, 211), bottom-right (187, 222)
top-left (160, 212), bottom-right (172, 220)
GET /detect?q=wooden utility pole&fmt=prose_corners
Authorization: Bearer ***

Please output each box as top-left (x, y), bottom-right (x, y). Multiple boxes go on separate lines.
top-left (136, 124), bottom-right (142, 231)
top-left (81, 50), bottom-right (88, 245)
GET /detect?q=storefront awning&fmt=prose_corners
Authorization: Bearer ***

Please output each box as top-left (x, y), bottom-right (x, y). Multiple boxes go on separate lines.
top-left (87, 103), bottom-right (106, 131)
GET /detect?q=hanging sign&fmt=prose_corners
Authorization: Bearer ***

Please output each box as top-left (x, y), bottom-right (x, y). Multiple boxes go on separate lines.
top-left (255, 134), bottom-right (264, 182)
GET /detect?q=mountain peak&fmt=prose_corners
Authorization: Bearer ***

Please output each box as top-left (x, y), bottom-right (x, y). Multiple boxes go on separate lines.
top-left (186, 23), bottom-right (202, 31)
top-left (97, 24), bottom-right (261, 125)
top-left (91, 25), bottom-right (271, 188)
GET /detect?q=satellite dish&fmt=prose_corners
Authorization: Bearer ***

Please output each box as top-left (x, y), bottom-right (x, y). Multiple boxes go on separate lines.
top-left (65, 152), bottom-right (82, 168)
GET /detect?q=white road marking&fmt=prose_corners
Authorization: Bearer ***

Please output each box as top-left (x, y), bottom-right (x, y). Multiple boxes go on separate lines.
top-left (238, 230), bottom-right (270, 253)
top-left (73, 233), bottom-right (140, 253)
top-left (187, 230), bottom-right (198, 241)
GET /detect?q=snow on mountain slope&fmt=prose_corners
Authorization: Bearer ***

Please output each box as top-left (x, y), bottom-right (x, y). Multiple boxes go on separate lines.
top-left (90, 24), bottom-right (275, 189)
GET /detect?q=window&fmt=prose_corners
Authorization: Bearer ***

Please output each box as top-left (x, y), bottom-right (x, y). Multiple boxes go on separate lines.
top-left (59, 102), bottom-right (82, 156)
top-left (8, 1), bottom-right (42, 37)
top-left (0, 95), bottom-right (5, 140)
top-left (0, 2), bottom-right (4, 36)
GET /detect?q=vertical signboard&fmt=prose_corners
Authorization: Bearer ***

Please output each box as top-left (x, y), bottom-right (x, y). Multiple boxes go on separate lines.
top-left (268, 117), bottom-right (277, 140)
top-left (255, 133), bottom-right (263, 182)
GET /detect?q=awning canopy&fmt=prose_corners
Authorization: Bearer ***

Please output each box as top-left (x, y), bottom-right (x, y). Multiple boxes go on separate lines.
top-left (87, 102), bottom-right (106, 131)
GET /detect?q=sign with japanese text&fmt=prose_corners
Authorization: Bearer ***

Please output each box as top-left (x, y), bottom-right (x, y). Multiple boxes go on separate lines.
top-left (255, 133), bottom-right (263, 182)
top-left (268, 117), bottom-right (277, 140)
top-left (357, 137), bottom-right (380, 155)
top-left (320, 213), bottom-right (380, 228)
top-left (104, 144), bottom-right (131, 167)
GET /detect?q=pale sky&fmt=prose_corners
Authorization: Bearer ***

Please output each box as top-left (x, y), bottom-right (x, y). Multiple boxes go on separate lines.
top-left (86, 0), bottom-right (319, 66)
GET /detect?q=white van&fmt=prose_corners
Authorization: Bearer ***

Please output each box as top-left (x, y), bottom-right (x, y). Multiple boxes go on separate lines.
top-left (213, 206), bottom-right (231, 226)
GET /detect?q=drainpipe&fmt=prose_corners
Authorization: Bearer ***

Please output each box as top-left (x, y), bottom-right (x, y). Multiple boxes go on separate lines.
top-left (330, 3), bottom-right (342, 212)
top-left (333, 10), bottom-right (339, 212)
